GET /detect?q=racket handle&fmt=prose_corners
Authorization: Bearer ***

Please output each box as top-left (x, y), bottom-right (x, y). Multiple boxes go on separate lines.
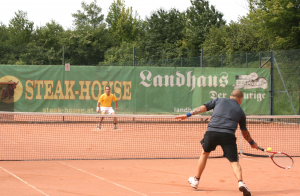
top-left (257, 146), bottom-right (265, 151)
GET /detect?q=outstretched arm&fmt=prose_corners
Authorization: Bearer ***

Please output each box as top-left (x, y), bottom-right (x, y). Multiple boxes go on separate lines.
top-left (174, 105), bottom-right (207, 121)
top-left (96, 102), bottom-right (100, 113)
top-left (241, 130), bottom-right (258, 149)
top-left (190, 105), bottom-right (207, 115)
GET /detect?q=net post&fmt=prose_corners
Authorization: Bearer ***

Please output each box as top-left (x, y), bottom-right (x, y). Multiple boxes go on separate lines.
top-left (240, 130), bottom-right (243, 158)
top-left (270, 51), bottom-right (274, 115)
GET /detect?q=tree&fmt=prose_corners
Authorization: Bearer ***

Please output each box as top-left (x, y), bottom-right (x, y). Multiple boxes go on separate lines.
top-left (103, 41), bottom-right (136, 64)
top-left (8, 10), bottom-right (34, 45)
top-left (248, 0), bottom-right (300, 49)
top-left (142, 8), bottom-right (186, 60)
top-left (106, 0), bottom-right (145, 42)
top-left (106, 0), bottom-right (122, 31)
top-left (72, 0), bottom-right (104, 29)
top-left (185, 0), bottom-right (226, 54)
top-left (34, 20), bottom-right (64, 48)
top-left (203, 18), bottom-right (269, 56)
top-left (61, 23), bottom-right (113, 65)
top-left (0, 23), bottom-right (9, 44)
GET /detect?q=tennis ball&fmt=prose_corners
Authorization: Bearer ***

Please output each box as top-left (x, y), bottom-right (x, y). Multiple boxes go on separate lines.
top-left (260, 122), bottom-right (263, 125)
top-left (267, 147), bottom-right (272, 152)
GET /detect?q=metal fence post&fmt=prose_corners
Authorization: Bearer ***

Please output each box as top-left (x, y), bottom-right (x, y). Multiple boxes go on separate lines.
top-left (201, 48), bottom-right (203, 67)
top-left (221, 54), bottom-right (223, 67)
top-left (62, 46), bottom-right (65, 65)
top-left (133, 47), bottom-right (135, 66)
top-left (246, 52), bottom-right (248, 68)
top-left (259, 51), bottom-right (261, 68)
top-left (181, 57), bottom-right (183, 67)
top-left (270, 51), bottom-right (274, 115)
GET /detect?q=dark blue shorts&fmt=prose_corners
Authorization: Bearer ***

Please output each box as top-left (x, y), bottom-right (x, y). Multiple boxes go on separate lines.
top-left (200, 131), bottom-right (238, 162)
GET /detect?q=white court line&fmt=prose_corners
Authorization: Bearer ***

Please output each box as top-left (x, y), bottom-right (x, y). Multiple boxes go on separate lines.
top-left (241, 157), bottom-right (270, 164)
top-left (153, 192), bottom-right (181, 194)
top-left (0, 166), bottom-right (49, 196)
top-left (59, 161), bottom-right (148, 196)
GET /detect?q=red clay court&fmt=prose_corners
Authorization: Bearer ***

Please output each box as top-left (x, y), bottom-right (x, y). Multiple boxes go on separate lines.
top-left (0, 158), bottom-right (300, 196)
top-left (0, 113), bottom-right (299, 195)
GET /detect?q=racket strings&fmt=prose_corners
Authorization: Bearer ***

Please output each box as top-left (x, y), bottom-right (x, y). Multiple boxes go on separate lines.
top-left (272, 153), bottom-right (293, 169)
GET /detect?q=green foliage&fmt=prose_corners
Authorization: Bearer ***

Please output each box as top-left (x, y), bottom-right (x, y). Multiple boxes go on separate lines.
top-left (1, 0), bottom-right (300, 68)
top-left (106, 0), bottom-right (145, 42)
top-left (186, 0), bottom-right (226, 55)
top-left (61, 24), bottom-right (111, 65)
top-left (34, 21), bottom-right (64, 48)
top-left (203, 18), bottom-right (270, 56)
top-left (141, 8), bottom-right (186, 60)
top-left (0, 22), bottom-right (9, 43)
top-left (72, 0), bottom-right (104, 29)
top-left (248, 0), bottom-right (300, 50)
top-left (103, 41), bottom-right (135, 64)
top-left (7, 10), bottom-right (34, 46)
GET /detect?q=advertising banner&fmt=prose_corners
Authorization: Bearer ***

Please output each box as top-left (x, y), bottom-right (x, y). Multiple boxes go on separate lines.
top-left (0, 65), bottom-right (270, 115)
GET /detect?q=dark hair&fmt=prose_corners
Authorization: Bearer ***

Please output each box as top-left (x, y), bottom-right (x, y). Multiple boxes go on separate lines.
top-left (105, 85), bottom-right (110, 90)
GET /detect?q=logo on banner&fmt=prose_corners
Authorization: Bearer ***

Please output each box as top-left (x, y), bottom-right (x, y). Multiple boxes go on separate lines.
top-left (233, 72), bottom-right (268, 89)
top-left (0, 76), bottom-right (23, 103)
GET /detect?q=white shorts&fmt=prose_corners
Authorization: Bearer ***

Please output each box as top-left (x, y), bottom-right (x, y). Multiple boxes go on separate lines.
top-left (100, 107), bottom-right (115, 114)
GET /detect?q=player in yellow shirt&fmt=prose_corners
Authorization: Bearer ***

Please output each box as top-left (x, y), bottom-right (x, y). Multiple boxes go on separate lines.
top-left (96, 85), bottom-right (119, 130)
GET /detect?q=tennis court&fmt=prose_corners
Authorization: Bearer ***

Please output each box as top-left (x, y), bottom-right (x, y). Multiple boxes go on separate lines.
top-left (0, 112), bottom-right (299, 195)
top-left (0, 158), bottom-right (299, 196)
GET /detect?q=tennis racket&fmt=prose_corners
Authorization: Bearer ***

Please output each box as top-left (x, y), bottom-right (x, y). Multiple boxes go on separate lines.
top-left (257, 146), bottom-right (294, 169)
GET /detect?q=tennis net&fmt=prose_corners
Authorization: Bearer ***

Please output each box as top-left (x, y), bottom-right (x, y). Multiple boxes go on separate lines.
top-left (0, 112), bottom-right (299, 161)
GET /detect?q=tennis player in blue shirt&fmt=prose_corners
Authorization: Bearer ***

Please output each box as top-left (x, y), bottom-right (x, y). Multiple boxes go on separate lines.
top-left (175, 90), bottom-right (258, 196)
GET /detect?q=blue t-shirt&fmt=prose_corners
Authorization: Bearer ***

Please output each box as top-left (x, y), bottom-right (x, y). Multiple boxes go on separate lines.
top-left (204, 98), bottom-right (247, 135)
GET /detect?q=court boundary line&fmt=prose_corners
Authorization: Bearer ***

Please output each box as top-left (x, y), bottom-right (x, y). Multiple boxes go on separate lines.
top-left (59, 161), bottom-right (148, 196)
top-left (241, 157), bottom-right (272, 164)
top-left (0, 165), bottom-right (49, 196)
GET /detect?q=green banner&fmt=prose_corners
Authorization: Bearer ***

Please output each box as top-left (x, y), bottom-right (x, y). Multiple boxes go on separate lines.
top-left (0, 65), bottom-right (270, 115)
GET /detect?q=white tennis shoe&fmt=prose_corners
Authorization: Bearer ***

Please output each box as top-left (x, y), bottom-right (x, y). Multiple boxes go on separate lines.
top-left (114, 124), bottom-right (119, 130)
top-left (239, 182), bottom-right (251, 196)
top-left (97, 124), bottom-right (101, 130)
top-left (188, 176), bottom-right (199, 189)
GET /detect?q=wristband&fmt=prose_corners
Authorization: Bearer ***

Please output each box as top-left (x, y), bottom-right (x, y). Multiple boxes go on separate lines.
top-left (186, 112), bottom-right (192, 117)
top-left (249, 140), bottom-right (255, 145)
top-left (96, 107), bottom-right (99, 111)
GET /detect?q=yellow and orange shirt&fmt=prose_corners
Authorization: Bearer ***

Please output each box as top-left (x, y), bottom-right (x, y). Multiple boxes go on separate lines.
top-left (98, 93), bottom-right (117, 107)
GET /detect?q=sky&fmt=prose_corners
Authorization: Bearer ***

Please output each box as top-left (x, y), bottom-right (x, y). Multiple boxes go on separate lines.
top-left (0, 0), bottom-right (249, 29)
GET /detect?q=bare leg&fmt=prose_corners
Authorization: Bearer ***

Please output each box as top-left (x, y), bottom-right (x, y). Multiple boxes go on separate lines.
top-left (188, 150), bottom-right (210, 189)
top-left (232, 162), bottom-right (251, 195)
top-left (112, 112), bottom-right (118, 129)
top-left (230, 162), bottom-right (242, 181)
top-left (97, 117), bottom-right (104, 130)
top-left (196, 150), bottom-right (210, 179)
